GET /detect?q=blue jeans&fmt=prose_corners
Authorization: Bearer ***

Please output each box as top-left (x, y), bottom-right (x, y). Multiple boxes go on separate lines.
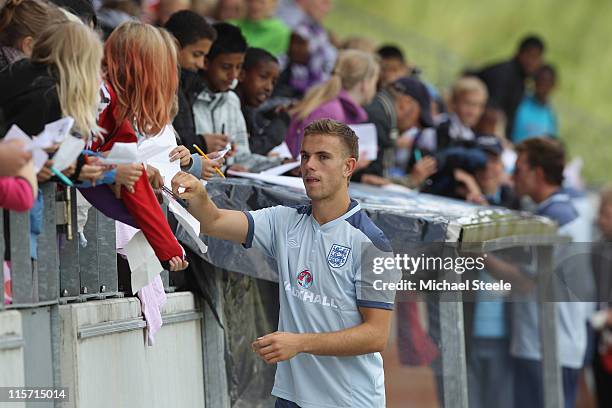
top-left (275, 398), bottom-right (300, 408)
top-left (513, 357), bottom-right (579, 408)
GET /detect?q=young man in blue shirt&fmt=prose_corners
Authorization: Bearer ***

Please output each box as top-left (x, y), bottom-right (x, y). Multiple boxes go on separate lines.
top-left (172, 119), bottom-right (400, 408)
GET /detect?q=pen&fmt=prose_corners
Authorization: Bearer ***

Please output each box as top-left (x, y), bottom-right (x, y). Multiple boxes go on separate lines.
top-left (192, 144), bottom-right (226, 179)
top-left (161, 185), bottom-right (189, 209)
top-left (221, 123), bottom-right (225, 134)
top-left (51, 167), bottom-right (74, 187)
top-left (414, 148), bottom-right (422, 162)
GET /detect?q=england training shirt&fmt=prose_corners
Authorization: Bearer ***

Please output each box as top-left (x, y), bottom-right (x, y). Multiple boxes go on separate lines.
top-left (244, 199), bottom-right (399, 408)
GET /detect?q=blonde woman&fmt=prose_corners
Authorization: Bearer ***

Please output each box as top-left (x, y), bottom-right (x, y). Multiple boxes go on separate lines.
top-left (285, 49), bottom-right (379, 158)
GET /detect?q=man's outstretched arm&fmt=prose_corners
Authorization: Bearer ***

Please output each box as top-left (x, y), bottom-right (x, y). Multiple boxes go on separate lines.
top-left (171, 172), bottom-right (249, 244)
top-left (252, 307), bottom-right (393, 364)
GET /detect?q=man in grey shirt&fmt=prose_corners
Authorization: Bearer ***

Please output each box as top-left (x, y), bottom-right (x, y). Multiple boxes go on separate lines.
top-left (172, 119), bottom-right (400, 407)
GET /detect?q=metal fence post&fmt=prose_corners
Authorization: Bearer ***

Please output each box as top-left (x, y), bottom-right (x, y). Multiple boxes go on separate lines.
top-left (538, 245), bottom-right (564, 408)
top-left (9, 210), bottom-right (33, 305)
top-left (96, 209), bottom-right (118, 296)
top-left (59, 188), bottom-right (80, 299)
top-left (439, 246), bottom-right (469, 408)
top-left (78, 206), bottom-right (99, 297)
top-left (37, 183), bottom-right (60, 303)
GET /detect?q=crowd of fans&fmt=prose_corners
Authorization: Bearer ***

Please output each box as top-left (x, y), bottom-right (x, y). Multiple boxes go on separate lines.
top-left (0, 0), bottom-right (611, 407)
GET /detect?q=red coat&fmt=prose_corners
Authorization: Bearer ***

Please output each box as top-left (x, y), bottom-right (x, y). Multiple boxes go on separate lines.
top-left (92, 82), bottom-right (183, 262)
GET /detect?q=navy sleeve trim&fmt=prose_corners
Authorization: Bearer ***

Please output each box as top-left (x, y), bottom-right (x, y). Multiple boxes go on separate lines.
top-left (356, 300), bottom-right (394, 311)
top-left (242, 211), bottom-right (254, 249)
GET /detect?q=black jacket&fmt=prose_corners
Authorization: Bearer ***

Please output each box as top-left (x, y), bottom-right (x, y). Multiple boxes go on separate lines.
top-left (477, 58), bottom-right (528, 136)
top-left (173, 69), bottom-right (206, 153)
top-left (0, 59), bottom-right (62, 136)
top-left (242, 105), bottom-right (290, 156)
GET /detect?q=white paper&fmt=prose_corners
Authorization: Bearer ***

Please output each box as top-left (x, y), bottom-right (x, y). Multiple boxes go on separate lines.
top-left (125, 231), bottom-right (163, 294)
top-left (31, 149), bottom-right (49, 172)
top-left (140, 126), bottom-right (181, 189)
top-left (52, 136), bottom-right (85, 171)
top-left (269, 142), bottom-right (293, 159)
top-left (43, 117), bottom-right (74, 143)
top-left (99, 142), bottom-right (139, 165)
top-left (349, 123), bottom-right (378, 161)
top-left (3, 125), bottom-right (49, 171)
top-left (4, 125), bottom-right (31, 143)
top-left (139, 143), bottom-right (172, 162)
top-left (214, 146), bottom-right (231, 159)
top-left (259, 160), bottom-right (301, 176)
top-left (167, 199), bottom-right (208, 254)
top-left (228, 170), bottom-right (306, 192)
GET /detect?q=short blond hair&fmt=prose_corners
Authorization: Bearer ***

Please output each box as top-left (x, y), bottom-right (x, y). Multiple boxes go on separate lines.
top-left (451, 76), bottom-right (488, 103)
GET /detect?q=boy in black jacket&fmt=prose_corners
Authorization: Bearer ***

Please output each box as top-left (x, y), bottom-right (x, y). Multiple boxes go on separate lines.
top-left (165, 10), bottom-right (218, 153)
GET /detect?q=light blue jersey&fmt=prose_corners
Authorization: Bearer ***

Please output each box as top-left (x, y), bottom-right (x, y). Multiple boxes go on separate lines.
top-left (244, 199), bottom-right (399, 408)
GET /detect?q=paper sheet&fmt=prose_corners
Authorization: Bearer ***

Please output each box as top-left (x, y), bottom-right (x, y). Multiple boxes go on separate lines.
top-left (259, 160), bottom-right (301, 176)
top-left (166, 198), bottom-right (208, 254)
top-left (139, 143), bottom-right (173, 163)
top-left (99, 142), bottom-right (139, 165)
top-left (4, 125), bottom-right (30, 143)
top-left (52, 136), bottom-right (86, 171)
top-left (227, 170), bottom-right (306, 192)
top-left (125, 230), bottom-right (163, 294)
top-left (269, 142), bottom-right (293, 159)
top-left (349, 123), bottom-right (378, 161)
top-left (43, 117), bottom-right (74, 143)
top-left (31, 149), bottom-right (49, 172)
top-left (3, 125), bottom-right (50, 171)
top-left (140, 126), bottom-right (180, 189)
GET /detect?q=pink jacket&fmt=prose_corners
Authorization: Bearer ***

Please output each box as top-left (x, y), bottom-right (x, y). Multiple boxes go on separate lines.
top-left (285, 90), bottom-right (368, 158)
top-left (0, 177), bottom-right (34, 212)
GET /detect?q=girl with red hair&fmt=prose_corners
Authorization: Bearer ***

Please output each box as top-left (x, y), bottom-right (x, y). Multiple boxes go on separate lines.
top-left (89, 21), bottom-right (187, 271)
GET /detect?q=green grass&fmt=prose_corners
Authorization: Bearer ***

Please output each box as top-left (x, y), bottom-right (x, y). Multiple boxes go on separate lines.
top-left (327, 0), bottom-right (612, 186)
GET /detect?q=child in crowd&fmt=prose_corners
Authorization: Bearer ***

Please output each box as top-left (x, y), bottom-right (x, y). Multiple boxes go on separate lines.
top-left (434, 76), bottom-right (488, 152)
top-left (273, 30), bottom-right (311, 99)
top-left (192, 22), bottom-right (281, 171)
top-left (278, 0), bottom-right (336, 90)
top-left (235, 47), bottom-right (288, 155)
top-left (285, 49), bottom-right (379, 159)
top-left (89, 21), bottom-right (187, 271)
top-left (212, 0), bottom-right (245, 21)
top-left (0, 0), bottom-right (66, 70)
top-left (377, 44), bottom-right (411, 88)
top-left (231, 0), bottom-right (290, 56)
top-left (511, 64), bottom-right (558, 143)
